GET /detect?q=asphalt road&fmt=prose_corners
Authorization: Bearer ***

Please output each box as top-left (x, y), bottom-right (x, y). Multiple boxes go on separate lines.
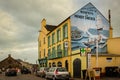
top-left (0, 73), bottom-right (45, 80)
top-left (0, 73), bottom-right (120, 80)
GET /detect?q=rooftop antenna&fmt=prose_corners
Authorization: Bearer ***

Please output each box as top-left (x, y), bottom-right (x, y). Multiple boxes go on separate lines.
top-left (108, 9), bottom-right (111, 27)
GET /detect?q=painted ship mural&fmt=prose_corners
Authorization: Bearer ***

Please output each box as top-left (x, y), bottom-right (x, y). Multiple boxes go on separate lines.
top-left (70, 3), bottom-right (109, 53)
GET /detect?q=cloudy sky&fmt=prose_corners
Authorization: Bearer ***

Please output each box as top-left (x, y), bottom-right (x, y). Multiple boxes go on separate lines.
top-left (0, 0), bottom-right (120, 64)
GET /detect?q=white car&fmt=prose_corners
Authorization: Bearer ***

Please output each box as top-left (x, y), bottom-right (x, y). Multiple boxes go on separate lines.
top-left (36, 67), bottom-right (49, 77)
top-left (46, 67), bottom-right (69, 80)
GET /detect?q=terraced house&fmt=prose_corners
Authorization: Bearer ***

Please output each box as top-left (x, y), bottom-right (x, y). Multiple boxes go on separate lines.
top-left (38, 3), bottom-right (120, 78)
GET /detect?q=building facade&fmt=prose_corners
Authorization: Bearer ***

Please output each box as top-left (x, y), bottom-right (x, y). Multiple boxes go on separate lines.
top-left (38, 3), bottom-right (120, 78)
top-left (0, 54), bottom-right (22, 70)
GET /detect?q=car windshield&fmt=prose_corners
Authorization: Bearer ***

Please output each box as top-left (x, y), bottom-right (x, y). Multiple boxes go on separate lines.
top-left (57, 68), bottom-right (67, 72)
top-left (44, 68), bottom-right (49, 71)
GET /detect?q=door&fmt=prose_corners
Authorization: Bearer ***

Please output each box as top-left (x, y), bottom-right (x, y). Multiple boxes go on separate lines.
top-left (65, 60), bottom-right (68, 71)
top-left (73, 58), bottom-right (81, 78)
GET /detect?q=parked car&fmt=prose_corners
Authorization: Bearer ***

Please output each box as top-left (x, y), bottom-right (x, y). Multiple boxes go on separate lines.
top-left (36, 67), bottom-right (49, 77)
top-left (21, 68), bottom-right (31, 74)
top-left (5, 68), bottom-right (17, 76)
top-left (46, 67), bottom-right (69, 80)
top-left (0, 69), bottom-right (2, 74)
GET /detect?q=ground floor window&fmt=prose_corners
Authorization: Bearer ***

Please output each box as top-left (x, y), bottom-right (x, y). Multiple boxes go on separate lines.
top-left (49, 63), bottom-right (51, 67)
top-left (57, 61), bottom-right (62, 67)
top-left (52, 62), bottom-right (56, 67)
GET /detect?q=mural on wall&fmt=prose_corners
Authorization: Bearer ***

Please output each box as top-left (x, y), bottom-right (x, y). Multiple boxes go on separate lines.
top-left (70, 3), bottom-right (109, 53)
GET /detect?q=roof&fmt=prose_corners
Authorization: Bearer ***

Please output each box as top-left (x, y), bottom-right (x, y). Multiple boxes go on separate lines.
top-left (45, 2), bottom-right (109, 34)
top-left (0, 55), bottom-right (21, 64)
top-left (45, 25), bottom-right (57, 31)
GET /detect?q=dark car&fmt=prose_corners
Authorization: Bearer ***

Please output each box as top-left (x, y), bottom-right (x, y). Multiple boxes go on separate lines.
top-left (5, 68), bottom-right (17, 76)
top-left (21, 68), bottom-right (31, 74)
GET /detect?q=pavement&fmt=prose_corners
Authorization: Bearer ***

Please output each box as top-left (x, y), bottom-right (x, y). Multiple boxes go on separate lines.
top-left (72, 77), bottom-right (120, 80)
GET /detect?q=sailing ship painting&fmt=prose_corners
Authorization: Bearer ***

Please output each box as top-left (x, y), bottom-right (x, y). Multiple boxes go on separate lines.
top-left (70, 3), bottom-right (109, 53)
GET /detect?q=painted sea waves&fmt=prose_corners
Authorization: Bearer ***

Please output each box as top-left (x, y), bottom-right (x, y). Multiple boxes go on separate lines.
top-left (70, 3), bottom-right (109, 53)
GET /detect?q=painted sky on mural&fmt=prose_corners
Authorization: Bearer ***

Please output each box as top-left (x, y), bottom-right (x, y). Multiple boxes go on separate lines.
top-left (70, 3), bottom-right (109, 53)
top-left (0, 0), bottom-right (120, 64)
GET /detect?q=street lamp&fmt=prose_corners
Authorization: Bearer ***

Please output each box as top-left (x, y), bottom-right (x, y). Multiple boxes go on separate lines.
top-left (95, 38), bottom-right (99, 67)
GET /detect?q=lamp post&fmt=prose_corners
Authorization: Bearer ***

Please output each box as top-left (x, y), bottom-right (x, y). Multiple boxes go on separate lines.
top-left (96, 38), bottom-right (98, 67)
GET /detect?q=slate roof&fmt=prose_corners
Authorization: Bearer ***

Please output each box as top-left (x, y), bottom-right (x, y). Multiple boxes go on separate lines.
top-left (45, 24), bottom-right (57, 32)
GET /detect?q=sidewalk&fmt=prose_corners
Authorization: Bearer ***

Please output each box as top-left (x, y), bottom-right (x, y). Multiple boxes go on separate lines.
top-left (72, 77), bottom-right (120, 80)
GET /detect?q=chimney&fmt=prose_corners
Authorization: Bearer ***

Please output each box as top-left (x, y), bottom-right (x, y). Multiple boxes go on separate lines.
top-left (108, 9), bottom-right (113, 38)
top-left (8, 54), bottom-right (11, 57)
top-left (41, 18), bottom-right (46, 27)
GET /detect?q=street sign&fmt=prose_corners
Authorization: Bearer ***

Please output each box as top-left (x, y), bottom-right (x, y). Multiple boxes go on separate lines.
top-left (80, 48), bottom-right (91, 56)
top-left (80, 48), bottom-right (86, 56)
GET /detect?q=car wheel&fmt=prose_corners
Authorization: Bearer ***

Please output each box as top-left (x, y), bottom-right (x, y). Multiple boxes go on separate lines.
top-left (52, 77), bottom-right (56, 80)
top-left (65, 78), bottom-right (69, 80)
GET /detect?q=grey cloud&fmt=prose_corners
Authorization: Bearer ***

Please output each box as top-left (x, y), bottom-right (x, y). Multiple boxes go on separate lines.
top-left (0, 0), bottom-right (120, 63)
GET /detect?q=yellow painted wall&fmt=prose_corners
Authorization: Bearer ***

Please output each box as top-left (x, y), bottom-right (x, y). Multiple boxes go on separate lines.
top-left (46, 18), bottom-right (72, 73)
top-left (47, 18), bottom-right (71, 55)
top-left (91, 56), bottom-right (120, 73)
top-left (48, 56), bottom-right (71, 71)
top-left (107, 37), bottom-right (120, 54)
top-left (38, 19), bottom-right (49, 59)
top-left (71, 54), bottom-right (86, 77)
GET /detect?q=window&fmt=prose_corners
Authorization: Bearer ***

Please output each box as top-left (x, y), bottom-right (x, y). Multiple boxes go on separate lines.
top-left (57, 61), bottom-right (62, 67)
top-left (63, 42), bottom-right (68, 56)
top-left (48, 36), bottom-right (50, 47)
top-left (52, 33), bottom-right (55, 44)
top-left (52, 62), bottom-right (56, 67)
top-left (57, 29), bottom-right (61, 42)
top-left (63, 23), bottom-right (68, 39)
top-left (44, 49), bottom-right (45, 57)
top-left (48, 49), bottom-right (51, 56)
top-left (39, 51), bottom-right (41, 58)
top-left (49, 63), bottom-right (51, 67)
top-left (52, 47), bottom-right (56, 58)
top-left (57, 44), bottom-right (61, 52)
top-left (52, 47), bottom-right (55, 54)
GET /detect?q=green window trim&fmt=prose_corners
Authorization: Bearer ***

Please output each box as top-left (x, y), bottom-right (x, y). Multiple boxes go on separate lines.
top-left (57, 44), bottom-right (62, 58)
top-left (57, 44), bottom-right (61, 52)
top-left (44, 49), bottom-right (45, 57)
top-left (48, 36), bottom-right (50, 47)
top-left (63, 23), bottom-right (68, 39)
top-left (52, 47), bottom-right (56, 58)
top-left (52, 33), bottom-right (55, 45)
top-left (63, 43), bottom-right (68, 57)
top-left (57, 29), bottom-right (61, 42)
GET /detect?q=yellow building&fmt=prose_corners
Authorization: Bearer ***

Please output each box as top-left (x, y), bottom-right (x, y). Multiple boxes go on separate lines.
top-left (38, 3), bottom-right (120, 78)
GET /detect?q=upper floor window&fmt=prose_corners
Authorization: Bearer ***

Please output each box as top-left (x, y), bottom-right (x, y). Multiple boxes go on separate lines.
top-left (52, 47), bottom-right (55, 54)
top-left (52, 33), bottom-right (55, 44)
top-left (48, 36), bottom-right (50, 47)
top-left (57, 29), bottom-right (61, 42)
top-left (48, 49), bottom-right (51, 56)
top-left (57, 44), bottom-right (61, 52)
top-left (44, 49), bottom-right (46, 57)
top-left (63, 23), bottom-right (68, 39)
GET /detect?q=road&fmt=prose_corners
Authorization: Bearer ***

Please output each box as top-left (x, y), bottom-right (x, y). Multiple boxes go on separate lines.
top-left (0, 73), bottom-right (120, 80)
top-left (0, 73), bottom-right (45, 80)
